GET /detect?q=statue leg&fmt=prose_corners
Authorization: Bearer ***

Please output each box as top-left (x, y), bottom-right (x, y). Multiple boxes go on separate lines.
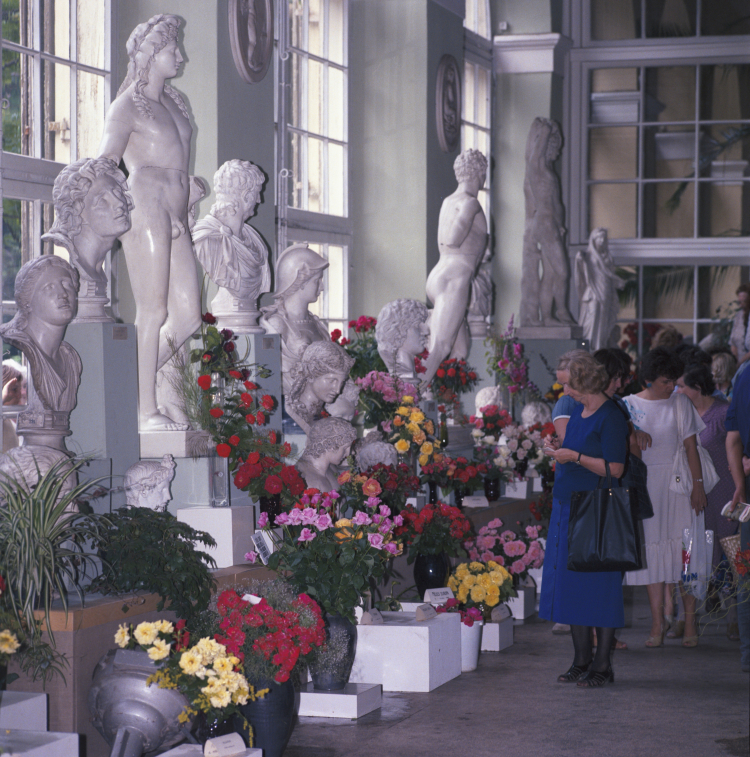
top-left (449, 318), bottom-right (471, 361)
top-left (520, 237), bottom-right (542, 326)
top-left (540, 239), bottom-right (574, 325)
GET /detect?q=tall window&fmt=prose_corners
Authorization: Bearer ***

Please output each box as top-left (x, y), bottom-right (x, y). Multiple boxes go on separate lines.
top-left (568, 3), bottom-right (750, 354)
top-left (278, 0), bottom-right (349, 334)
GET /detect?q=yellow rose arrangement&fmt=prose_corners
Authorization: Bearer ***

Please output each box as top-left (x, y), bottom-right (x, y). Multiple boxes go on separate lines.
top-left (388, 395), bottom-right (440, 465)
top-left (446, 560), bottom-right (516, 620)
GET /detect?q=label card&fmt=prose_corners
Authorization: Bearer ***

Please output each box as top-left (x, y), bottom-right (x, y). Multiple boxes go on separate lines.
top-left (490, 604), bottom-right (512, 622)
top-left (251, 531), bottom-right (274, 565)
top-left (462, 495), bottom-right (489, 509)
top-left (359, 608), bottom-right (385, 625)
top-left (424, 587), bottom-right (454, 604)
top-left (415, 603), bottom-right (438, 621)
top-left (520, 575), bottom-right (536, 589)
top-left (204, 732), bottom-right (247, 757)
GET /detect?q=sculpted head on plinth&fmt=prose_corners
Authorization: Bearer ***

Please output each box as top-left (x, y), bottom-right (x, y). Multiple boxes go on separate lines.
top-left (324, 378), bottom-right (360, 422)
top-left (474, 386), bottom-right (506, 416)
top-left (356, 437), bottom-right (398, 471)
top-left (272, 244), bottom-right (329, 308)
top-left (454, 149), bottom-right (488, 186)
top-left (297, 417), bottom-right (357, 490)
top-left (212, 160), bottom-right (264, 222)
top-left (376, 299), bottom-right (430, 378)
top-left (124, 454), bottom-right (176, 511)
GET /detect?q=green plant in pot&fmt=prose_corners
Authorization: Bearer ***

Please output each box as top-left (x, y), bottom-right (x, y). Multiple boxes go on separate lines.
top-left (89, 507), bottom-right (217, 622)
top-left (249, 490), bottom-right (401, 691)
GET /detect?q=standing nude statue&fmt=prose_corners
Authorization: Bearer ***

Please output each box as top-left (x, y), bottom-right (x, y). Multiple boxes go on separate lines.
top-left (422, 149), bottom-right (488, 387)
top-left (98, 14), bottom-right (201, 432)
top-left (520, 117), bottom-right (574, 327)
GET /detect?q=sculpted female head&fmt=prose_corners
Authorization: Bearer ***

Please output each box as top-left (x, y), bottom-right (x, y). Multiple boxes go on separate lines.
top-left (376, 299), bottom-right (429, 375)
top-left (301, 416), bottom-right (357, 464)
top-left (124, 454), bottom-right (176, 510)
top-left (289, 340), bottom-right (355, 404)
top-left (272, 243), bottom-right (329, 305)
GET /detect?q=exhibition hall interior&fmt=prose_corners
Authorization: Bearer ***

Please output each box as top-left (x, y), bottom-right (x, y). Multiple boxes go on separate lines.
top-left (0, 1), bottom-right (749, 756)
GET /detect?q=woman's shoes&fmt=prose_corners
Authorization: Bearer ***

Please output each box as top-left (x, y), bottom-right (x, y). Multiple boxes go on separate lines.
top-left (557, 661), bottom-right (591, 683)
top-left (727, 623), bottom-right (740, 641)
top-left (577, 668), bottom-right (615, 687)
top-left (682, 635), bottom-right (698, 648)
top-left (645, 630), bottom-right (665, 648)
top-left (666, 620), bottom-right (685, 639)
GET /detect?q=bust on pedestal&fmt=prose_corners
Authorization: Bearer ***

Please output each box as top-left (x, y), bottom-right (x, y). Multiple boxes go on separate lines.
top-left (375, 299), bottom-right (429, 381)
top-left (296, 417), bottom-right (357, 492)
top-left (123, 454), bottom-right (176, 511)
top-left (193, 160), bottom-right (271, 332)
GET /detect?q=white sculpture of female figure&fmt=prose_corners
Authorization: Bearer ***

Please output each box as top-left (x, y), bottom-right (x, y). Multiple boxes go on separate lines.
top-left (575, 227), bottom-right (625, 351)
top-left (520, 117), bottom-right (575, 327)
top-left (286, 340), bottom-right (355, 433)
top-left (423, 149), bottom-right (488, 387)
top-left (356, 436), bottom-right (398, 471)
top-left (98, 14), bottom-right (201, 433)
top-left (375, 299), bottom-right (430, 380)
top-left (0, 257), bottom-right (82, 451)
top-left (42, 157), bottom-right (133, 323)
top-left (260, 243), bottom-right (330, 393)
top-left (123, 454), bottom-right (176, 511)
top-left (193, 160), bottom-right (271, 332)
top-left (296, 417), bottom-right (357, 492)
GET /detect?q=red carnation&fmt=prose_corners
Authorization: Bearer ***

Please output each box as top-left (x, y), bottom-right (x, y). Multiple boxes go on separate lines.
top-left (269, 431), bottom-right (277, 444)
top-left (331, 329), bottom-right (342, 342)
top-left (447, 368), bottom-right (456, 377)
top-left (264, 475), bottom-right (283, 495)
top-left (244, 381), bottom-right (259, 391)
top-left (468, 371), bottom-right (477, 380)
top-left (261, 395), bottom-right (274, 411)
top-left (216, 443), bottom-right (231, 458)
top-left (228, 435), bottom-right (240, 446)
top-left (197, 374), bottom-right (212, 391)
top-left (281, 466), bottom-right (299, 485)
top-left (256, 411), bottom-right (266, 425)
top-left (209, 408), bottom-right (224, 418)
top-left (247, 452), bottom-right (260, 465)
top-left (246, 413), bottom-right (256, 424)
top-left (240, 392), bottom-right (253, 407)
top-left (224, 342), bottom-right (236, 353)
top-left (436, 369), bottom-right (446, 378)
top-left (202, 353), bottom-right (212, 363)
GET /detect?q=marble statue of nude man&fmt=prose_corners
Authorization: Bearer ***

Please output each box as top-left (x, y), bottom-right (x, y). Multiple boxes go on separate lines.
top-left (422, 149), bottom-right (488, 387)
top-left (98, 14), bottom-right (201, 432)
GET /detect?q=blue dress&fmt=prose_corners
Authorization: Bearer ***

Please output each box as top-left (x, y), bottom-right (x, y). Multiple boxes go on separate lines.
top-left (539, 399), bottom-right (628, 628)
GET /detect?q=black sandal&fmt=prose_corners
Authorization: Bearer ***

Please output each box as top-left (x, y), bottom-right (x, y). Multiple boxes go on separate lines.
top-left (577, 668), bottom-right (614, 687)
top-left (557, 661), bottom-right (591, 683)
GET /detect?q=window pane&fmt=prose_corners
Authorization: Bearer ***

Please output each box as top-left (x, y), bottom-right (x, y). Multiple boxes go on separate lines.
top-left (643, 266), bottom-right (694, 320)
top-left (77, 70), bottom-right (104, 159)
top-left (289, 130), bottom-right (304, 209)
top-left (290, 54), bottom-right (304, 130)
top-left (328, 141), bottom-right (345, 216)
top-left (2, 0), bottom-right (21, 44)
top-left (643, 181), bottom-right (694, 238)
top-left (645, 0), bottom-right (696, 38)
top-left (2, 50), bottom-right (33, 156)
top-left (591, 68), bottom-right (639, 94)
top-left (644, 127), bottom-right (695, 180)
top-left (328, 65), bottom-right (345, 141)
top-left (42, 60), bottom-right (72, 163)
top-left (77, 0), bottom-right (105, 68)
top-left (307, 136), bottom-right (322, 213)
top-left (700, 65), bottom-right (750, 121)
top-left (697, 266), bottom-right (747, 320)
top-left (476, 66), bottom-right (489, 126)
top-left (615, 266), bottom-right (638, 321)
top-left (290, 0), bottom-right (305, 50)
top-left (701, 4), bottom-right (750, 36)
top-left (307, 0), bottom-right (322, 58)
top-left (42, 0), bottom-right (70, 60)
top-left (644, 67), bottom-right (696, 123)
top-left (307, 58), bottom-right (323, 136)
top-left (328, 0), bottom-right (345, 65)
top-left (589, 183), bottom-right (637, 238)
top-left (463, 62), bottom-right (475, 121)
top-left (702, 182), bottom-right (749, 237)
top-left (588, 127), bottom-right (638, 180)
top-left (591, 0), bottom-right (638, 40)
top-left (326, 245), bottom-right (345, 319)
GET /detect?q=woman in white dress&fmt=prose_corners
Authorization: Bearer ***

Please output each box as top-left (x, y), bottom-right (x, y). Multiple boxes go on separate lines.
top-left (623, 348), bottom-right (707, 648)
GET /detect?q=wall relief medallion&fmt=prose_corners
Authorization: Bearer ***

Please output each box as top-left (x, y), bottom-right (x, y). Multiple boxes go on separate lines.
top-left (435, 54), bottom-right (461, 153)
top-left (228, 0), bottom-right (274, 84)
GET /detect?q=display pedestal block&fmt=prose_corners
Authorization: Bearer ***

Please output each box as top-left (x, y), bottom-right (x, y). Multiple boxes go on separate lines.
top-left (480, 617), bottom-right (514, 651)
top-left (0, 731), bottom-right (78, 756)
top-left (504, 479), bottom-right (533, 499)
top-left (176, 506), bottom-right (255, 568)
top-left (160, 745), bottom-right (261, 757)
top-left (139, 429), bottom-right (213, 460)
top-left (298, 682), bottom-right (382, 718)
top-left (508, 586), bottom-right (536, 620)
top-left (0, 692), bottom-right (47, 731)
top-left (349, 611), bottom-right (461, 692)
top-left (527, 567), bottom-right (543, 610)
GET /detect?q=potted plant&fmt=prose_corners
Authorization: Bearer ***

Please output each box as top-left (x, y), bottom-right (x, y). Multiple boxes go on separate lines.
top-left (469, 404), bottom-right (515, 500)
top-left (395, 502), bottom-right (473, 598)
top-left (248, 490), bottom-right (401, 691)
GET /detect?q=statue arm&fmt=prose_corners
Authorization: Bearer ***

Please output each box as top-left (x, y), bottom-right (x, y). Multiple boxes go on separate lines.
top-left (441, 198), bottom-right (483, 248)
top-left (98, 101), bottom-right (134, 163)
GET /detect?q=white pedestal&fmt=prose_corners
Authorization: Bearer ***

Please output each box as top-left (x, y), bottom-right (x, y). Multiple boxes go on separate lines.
top-left (0, 731), bottom-right (78, 756)
top-left (480, 617), bottom-right (514, 651)
top-left (140, 429), bottom-right (214, 460)
top-left (176, 506), bottom-right (255, 568)
top-left (532, 476), bottom-right (544, 492)
top-left (160, 746), bottom-right (261, 757)
top-left (349, 611), bottom-right (461, 692)
top-left (508, 586), bottom-right (536, 620)
top-left (0, 692), bottom-right (47, 731)
top-left (298, 682), bottom-right (382, 718)
top-left (527, 567), bottom-right (543, 610)
top-left (504, 479), bottom-right (533, 499)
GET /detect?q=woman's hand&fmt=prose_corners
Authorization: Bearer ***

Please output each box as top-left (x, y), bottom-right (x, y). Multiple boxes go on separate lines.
top-left (690, 481), bottom-right (707, 515)
top-left (545, 446), bottom-right (578, 465)
top-left (634, 430), bottom-right (652, 451)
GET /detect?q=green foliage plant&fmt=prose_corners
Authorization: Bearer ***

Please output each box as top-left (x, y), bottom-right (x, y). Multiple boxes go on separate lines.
top-left (89, 507), bottom-right (217, 622)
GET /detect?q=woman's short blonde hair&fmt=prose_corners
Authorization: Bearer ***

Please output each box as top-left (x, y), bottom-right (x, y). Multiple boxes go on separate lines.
top-left (712, 351), bottom-right (737, 385)
top-left (556, 349), bottom-right (589, 372)
top-left (568, 353), bottom-right (609, 395)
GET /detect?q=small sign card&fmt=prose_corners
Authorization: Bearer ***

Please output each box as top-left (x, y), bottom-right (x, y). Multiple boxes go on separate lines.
top-left (462, 495), bottom-right (489, 509)
top-left (520, 575), bottom-right (536, 589)
top-left (359, 608), bottom-right (385, 625)
top-left (490, 604), bottom-right (512, 622)
top-left (415, 603), bottom-right (438, 621)
top-left (251, 531), bottom-right (274, 565)
top-left (204, 732), bottom-right (247, 757)
top-left (424, 587), bottom-right (454, 604)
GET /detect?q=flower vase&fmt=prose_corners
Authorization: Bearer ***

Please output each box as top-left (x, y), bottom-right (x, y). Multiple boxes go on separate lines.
top-left (413, 552), bottom-right (451, 599)
top-left (460, 620), bottom-right (484, 672)
top-left (484, 476), bottom-right (501, 502)
top-left (259, 494), bottom-right (282, 524)
top-left (453, 487), bottom-right (468, 509)
top-left (427, 480), bottom-right (439, 505)
top-left (235, 678), bottom-right (295, 757)
top-left (195, 713), bottom-right (234, 745)
top-left (209, 451), bottom-right (230, 507)
top-left (308, 613), bottom-right (357, 691)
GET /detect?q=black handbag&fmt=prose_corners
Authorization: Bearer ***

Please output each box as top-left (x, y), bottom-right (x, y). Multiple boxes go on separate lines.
top-left (567, 461), bottom-right (642, 573)
top-left (622, 454), bottom-right (654, 521)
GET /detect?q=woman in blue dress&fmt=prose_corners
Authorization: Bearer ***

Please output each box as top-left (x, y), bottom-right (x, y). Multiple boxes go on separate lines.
top-left (539, 352), bottom-right (629, 687)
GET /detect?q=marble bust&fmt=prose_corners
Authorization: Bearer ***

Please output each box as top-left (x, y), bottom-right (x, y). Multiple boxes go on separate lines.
top-left (325, 379), bottom-right (361, 422)
top-left (356, 436), bottom-right (398, 471)
top-left (0, 256), bottom-right (82, 451)
top-left (260, 243), bottom-right (330, 394)
top-left (474, 386), bottom-right (506, 416)
top-left (520, 400), bottom-right (552, 426)
top-left (375, 299), bottom-right (430, 379)
top-left (296, 417), bottom-right (357, 492)
top-left (98, 14), bottom-right (201, 433)
top-left (0, 445), bottom-right (78, 511)
top-left (123, 454), bottom-right (176, 511)
top-left (520, 117), bottom-right (575, 328)
top-left (286, 340), bottom-right (355, 433)
top-left (422, 149), bottom-right (488, 387)
top-left (42, 157), bottom-right (133, 323)
top-left (193, 160), bottom-right (271, 332)
top-left (575, 227), bottom-right (624, 351)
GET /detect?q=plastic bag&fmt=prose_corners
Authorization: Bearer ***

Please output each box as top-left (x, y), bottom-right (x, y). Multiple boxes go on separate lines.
top-left (681, 511), bottom-right (714, 603)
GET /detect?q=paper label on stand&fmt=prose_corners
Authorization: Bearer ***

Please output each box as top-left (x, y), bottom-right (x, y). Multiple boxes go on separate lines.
top-left (490, 604), bottom-right (512, 622)
top-left (359, 609), bottom-right (385, 625)
top-left (415, 603), bottom-right (438, 621)
top-left (204, 732), bottom-right (246, 756)
top-left (251, 531), bottom-right (274, 565)
top-left (462, 495), bottom-right (489, 508)
top-left (424, 587), bottom-right (454, 604)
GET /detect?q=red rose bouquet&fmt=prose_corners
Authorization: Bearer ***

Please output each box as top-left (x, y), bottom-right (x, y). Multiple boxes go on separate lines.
top-left (430, 358), bottom-right (479, 410)
top-left (395, 501), bottom-right (473, 563)
top-left (232, 447), bottom-right (306, 509)
top-left (332, 315), bottom-right (387, 380)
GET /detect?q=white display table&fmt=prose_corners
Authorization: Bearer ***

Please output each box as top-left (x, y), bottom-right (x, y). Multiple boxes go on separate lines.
top-left (176, 506), bottom-right (256, 568)
top-left (480, 617), bottom-right (514, 651)
top-left (298, 682), bottom-right (382, 718)
top-left (0, 692), bottom-right (47, 731)
top-left (0, 730), bottom-right (78, 756)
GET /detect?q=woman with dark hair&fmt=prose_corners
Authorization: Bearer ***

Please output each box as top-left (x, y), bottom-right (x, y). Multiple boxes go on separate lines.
top-left (623, 348), bottom-right (707, 648)
top-left (677, 362), bottom-right (739, 639)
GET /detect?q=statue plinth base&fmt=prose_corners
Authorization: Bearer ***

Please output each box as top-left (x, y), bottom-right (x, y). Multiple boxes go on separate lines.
top-left (516, 325), bottom-right (583, 340)
top-left (212, 291), bottom-right (265, 333)
top-left (72, 280), bottom-right (114, 324)
top-left (139, 429), bottom-right (213, 460)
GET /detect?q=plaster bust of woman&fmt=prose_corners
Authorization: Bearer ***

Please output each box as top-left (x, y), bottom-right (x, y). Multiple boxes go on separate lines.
top-left (296, 417), bottom-right (357, 492)
top-left (375, 299), bottom-right (430, 379)
top-left (42, 157), bottom-right (133, 323)
top-left (0, 445), bottom-right (78, 511)
top-left (0, 256), bottom-right (82, 451)
top-left (193, 159), bottom-right (271, 332)
top-left (123, 454), bottom-right (176, 511)
top-left (260, 243), bottom-right (330, 394)
top-left (286, 340), bottom-right (355, 433)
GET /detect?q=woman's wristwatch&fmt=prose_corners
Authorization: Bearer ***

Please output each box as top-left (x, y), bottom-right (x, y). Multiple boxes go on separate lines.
top-left (576, 452), bottom-right (583, 465)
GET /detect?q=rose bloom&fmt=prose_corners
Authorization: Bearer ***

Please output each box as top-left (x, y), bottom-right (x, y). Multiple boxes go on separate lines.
top-left (197, 374), bottom-right (212, 391)
top-left (362, 478), bottom-right (382, 497)
top-left (216, 443), bottom-right (231, 458)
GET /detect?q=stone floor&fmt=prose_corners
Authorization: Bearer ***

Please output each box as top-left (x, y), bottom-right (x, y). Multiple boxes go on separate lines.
top-left (286, 587), bottom-right (749, 757)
